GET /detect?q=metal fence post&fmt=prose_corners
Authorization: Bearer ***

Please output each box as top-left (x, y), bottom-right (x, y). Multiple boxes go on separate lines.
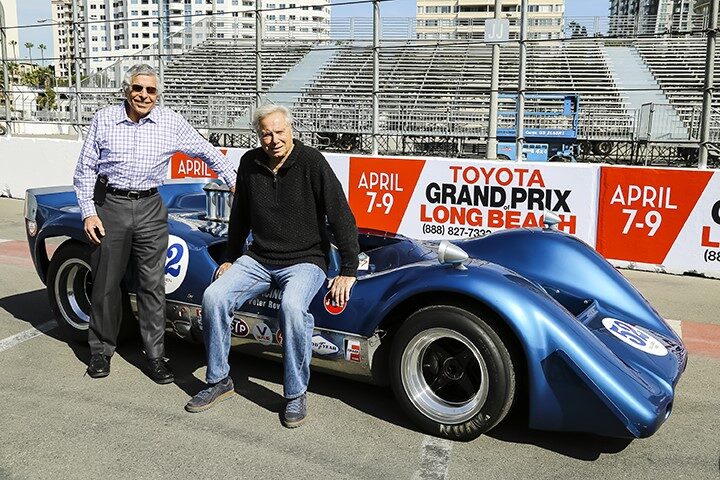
top-left (699, 0), bottom-right (718, 169)
top-left (486, 0), bottom-right (502, 159)
top-left (1, 19), bottom-right (12, 136)
top-left (372, 0), bottom-right (380, 156)
top-left (72, 0), bottom-right (83, 138)
top-left (516, 0), bottom-right (528, 161)
top-left (157, 3), bottom-right (164, 107)
top-left (255, 0), bottom-right (262, 109)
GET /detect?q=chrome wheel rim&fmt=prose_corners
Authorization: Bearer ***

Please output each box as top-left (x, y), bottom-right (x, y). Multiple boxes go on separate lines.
top-left (53, 257), bottom-right (92, 331)
top-left (401, 327), bottom-right (489, 424)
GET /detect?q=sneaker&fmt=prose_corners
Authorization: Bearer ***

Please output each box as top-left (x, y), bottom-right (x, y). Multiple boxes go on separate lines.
top-left (282, 393), bottom-right (307, 428)
top-left (185, 376), bottom-right (235, 413)
top-left (86, 353), bottom-right (111, 378)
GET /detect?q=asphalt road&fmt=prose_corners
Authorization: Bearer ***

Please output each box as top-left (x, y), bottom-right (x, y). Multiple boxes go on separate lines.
top-left (0, 197), bottom-right (719, 480)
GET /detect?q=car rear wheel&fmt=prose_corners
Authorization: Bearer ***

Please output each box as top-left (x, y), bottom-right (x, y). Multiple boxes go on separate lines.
top-left (390, 305), bottom-right (516, 441)
top-left (46, 241), bottom-right (135, 343)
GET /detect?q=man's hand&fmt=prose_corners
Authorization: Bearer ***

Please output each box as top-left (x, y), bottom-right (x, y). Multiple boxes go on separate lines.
top-left (215, 261), bottom-right (232, 280)
top-left (83, 215), bottom-right (105, 245)
top-left (327, 275), bottom-right (356, 307)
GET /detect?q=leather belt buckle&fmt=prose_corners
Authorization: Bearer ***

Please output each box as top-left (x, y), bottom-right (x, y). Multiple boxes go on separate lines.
top-left (128, 190), bottom-right (141, 199)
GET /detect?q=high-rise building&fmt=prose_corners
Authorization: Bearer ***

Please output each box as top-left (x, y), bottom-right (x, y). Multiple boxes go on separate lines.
top-left (0, 0), bottom-right (19, 60)
top-left (609, 0), bottom-right (700, 34)
top-left (416, 0), bottom-right (566, 40)
top-left (51, 0), bottom-right (331, 80)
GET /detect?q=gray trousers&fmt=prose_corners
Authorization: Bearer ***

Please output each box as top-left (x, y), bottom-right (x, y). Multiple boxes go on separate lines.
top-left (89, 193), bottom-right (168, 359)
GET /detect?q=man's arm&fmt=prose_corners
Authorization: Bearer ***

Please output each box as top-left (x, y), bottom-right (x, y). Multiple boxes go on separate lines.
top-left (175, 114), bottom-right (236, 188)
top-left (224, 162), bottom-right (251, 265)
top-left (318, 156), bottom-right (360, 306)
top-left (73, 115), bottom-right (101, 220)
top-left (73, 116), bottom-right (105, 244)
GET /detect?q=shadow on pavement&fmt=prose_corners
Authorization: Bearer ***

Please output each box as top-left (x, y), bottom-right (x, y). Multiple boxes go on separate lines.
top-left (489, 417), bottom-right (633, 460)
top-left (1, 289), bottom-right (635, 459)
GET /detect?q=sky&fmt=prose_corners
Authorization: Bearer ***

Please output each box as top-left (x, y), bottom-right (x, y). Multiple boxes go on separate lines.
top-left (11, 0), bottom-right (610, 62)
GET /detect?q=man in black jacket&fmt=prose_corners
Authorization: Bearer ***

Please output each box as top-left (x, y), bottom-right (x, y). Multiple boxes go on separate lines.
top-left (186, 104), bottom-right (359, 428)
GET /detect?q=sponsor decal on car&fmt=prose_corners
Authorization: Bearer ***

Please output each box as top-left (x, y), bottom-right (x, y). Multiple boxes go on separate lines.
top-left (602, 318), bottom-right (668, 356)
top-left (312, 334), bottom-right (339, 355)
top-left (231, 318), bottom-right (249, 338)
top-left (345, 339), bottom-right (361, 362)
top-left (252, 322), bottom-right (273, 345)
top-left (323, 291), bottom-right (346, 315)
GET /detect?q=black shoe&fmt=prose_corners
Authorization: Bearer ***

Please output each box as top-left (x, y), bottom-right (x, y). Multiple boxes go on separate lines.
top-left (145, 357), bottom-right (174, 384)
top-left (185, 376), bottom-right (235, 413)
top-left (282, 393), bottom-right (307, 428)
top-left (86, 353), bottom-right (111, 378)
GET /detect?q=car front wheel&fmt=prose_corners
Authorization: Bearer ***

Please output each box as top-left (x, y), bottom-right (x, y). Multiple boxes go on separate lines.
top-left (390, 305), bottom-right (516, 441)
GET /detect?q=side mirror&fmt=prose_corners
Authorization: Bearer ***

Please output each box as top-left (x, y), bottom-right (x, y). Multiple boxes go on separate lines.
top-left (543, 210), bottom-right (561, 230)
top-left (438, 240), bottom-right (468, 270)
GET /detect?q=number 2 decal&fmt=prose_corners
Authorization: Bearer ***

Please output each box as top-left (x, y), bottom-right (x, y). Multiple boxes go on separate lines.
top-left (166, 243), bottom-right (185, 277)
top-left (164, 235), bottom-right (189, 294)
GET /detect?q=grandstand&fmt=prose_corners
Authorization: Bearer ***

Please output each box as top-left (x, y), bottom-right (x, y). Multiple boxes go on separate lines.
top-left (634, 36), bottom-right (720, 138)
top-left (6, 12), bottom-right (720, 165)
top-left (287, 39), bottom-right (631, 153)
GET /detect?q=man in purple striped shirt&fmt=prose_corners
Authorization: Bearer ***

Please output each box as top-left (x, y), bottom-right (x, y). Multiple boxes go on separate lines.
top-left (73, 63), bottom-right (236, 382)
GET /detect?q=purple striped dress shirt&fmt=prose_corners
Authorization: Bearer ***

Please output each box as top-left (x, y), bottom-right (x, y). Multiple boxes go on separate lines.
top-left (73, 102), bottom-right (236, 219)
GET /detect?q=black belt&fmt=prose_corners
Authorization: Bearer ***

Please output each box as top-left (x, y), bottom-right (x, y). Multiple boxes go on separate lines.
top-left (107, 186), bottom-right (158, 199)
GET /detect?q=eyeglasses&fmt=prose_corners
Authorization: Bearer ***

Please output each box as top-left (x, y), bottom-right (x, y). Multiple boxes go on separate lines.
top-left (130, 84), bottom-right (158, 95)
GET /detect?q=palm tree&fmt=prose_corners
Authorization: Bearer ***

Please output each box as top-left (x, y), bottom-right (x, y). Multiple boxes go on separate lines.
top-left (9, 40), bottom-right (17, 60)
top-left (38, 44), bottom-right (47, 67)
top-left (25, 42), bottom-right (34, 67)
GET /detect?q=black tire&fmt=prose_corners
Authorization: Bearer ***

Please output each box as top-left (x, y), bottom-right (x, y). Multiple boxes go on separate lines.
top-left (390, 306), bottom-right (516, 441)
top-left (46, 241), bottom-right (135, 343)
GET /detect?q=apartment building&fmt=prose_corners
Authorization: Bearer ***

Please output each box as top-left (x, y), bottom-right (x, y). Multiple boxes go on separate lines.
top-left (0, 0), bottom-right (19, 60)
top-left (416, 0), bottom-right (565, 40)
top-left (51, 0), bottom-right (330, 79)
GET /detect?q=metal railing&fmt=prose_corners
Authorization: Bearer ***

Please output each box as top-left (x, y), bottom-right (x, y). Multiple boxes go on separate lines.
top-left (3, 10), bottom-right (720, 162)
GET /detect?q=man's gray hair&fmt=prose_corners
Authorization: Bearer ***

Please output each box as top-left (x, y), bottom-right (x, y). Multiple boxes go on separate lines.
top-left (251, 104), bottom-right (294, 133)
top-left (122, 64), bottom-right (162, 96)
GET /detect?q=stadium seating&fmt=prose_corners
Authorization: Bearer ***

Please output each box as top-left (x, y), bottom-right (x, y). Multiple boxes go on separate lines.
top-left (634, 36), bottom-right (720, 137)
top-left (291, 40), bottom-right (631, 142)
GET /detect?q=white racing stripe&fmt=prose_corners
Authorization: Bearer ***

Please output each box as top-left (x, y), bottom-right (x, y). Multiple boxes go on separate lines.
top-left (412, 435), bottom-right (453, 480)
top-left (0, 321), bottom-right (58, 353)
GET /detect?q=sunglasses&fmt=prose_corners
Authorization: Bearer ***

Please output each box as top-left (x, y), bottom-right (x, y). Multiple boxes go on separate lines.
top-left (130, 84), bottom-right (158, 95)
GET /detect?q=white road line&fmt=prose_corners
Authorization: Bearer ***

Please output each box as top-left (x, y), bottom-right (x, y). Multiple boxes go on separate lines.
top-left (0, 321), bottom-right (58, 353)
top-left (412, 435), bottom-right (453, 480)
top-left (666, 319), bottom-right (682, 338)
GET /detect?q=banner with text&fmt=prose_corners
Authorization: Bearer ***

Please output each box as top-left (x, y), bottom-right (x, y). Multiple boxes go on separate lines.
top-left (348, 157), bottom-right (600, 245)
top-left (597, 166), bottom-right (720, 276)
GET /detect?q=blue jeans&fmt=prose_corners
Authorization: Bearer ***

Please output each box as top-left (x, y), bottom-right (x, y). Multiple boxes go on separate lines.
top-left (201, 255), bottom-right (326, 398)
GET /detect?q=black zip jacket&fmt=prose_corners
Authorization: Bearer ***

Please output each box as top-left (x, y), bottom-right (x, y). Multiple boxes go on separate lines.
top-left (225, 140), bottom-right (359, 277)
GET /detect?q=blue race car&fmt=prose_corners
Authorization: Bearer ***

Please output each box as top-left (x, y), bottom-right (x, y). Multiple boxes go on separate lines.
top-left (24, 180), bottom-right (687, 441)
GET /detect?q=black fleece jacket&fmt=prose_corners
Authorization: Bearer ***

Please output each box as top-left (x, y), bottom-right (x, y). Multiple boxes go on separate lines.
top-left (225, 140), bottom-right (359, 276)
